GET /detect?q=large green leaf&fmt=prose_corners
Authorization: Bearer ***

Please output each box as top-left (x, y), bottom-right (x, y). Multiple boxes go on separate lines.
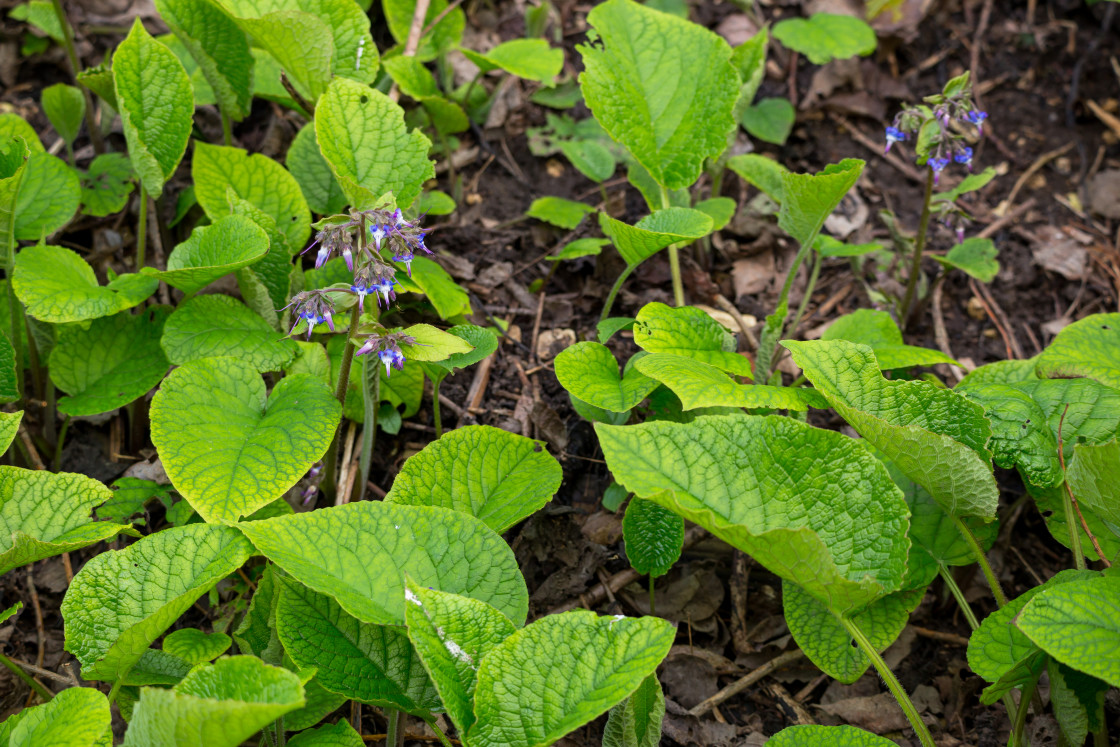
top-left (1015, 575), bottom-right (1120, 688)
top-left (823, 309), bottom-right (957, 370)
top-left (578, 0), bottom-right (737, 190)
top-left (192, 142), bottom-right (310, 253)
top-left (956, 382), bottom-right (1062, 488)
top-left (772, 13), bottom-right (877, 65)
top-left (62, 524), bottom-right (254, 681)
top-left (122, 656), bottom-right (305, 747)
top-left (767, 725), bottom-right (898, 747)
top-left (0, 468), bottom-right (134, 576)
top-left (406, 257), bottom-right (471, 319)
top-left (113, 19), bottom-right (193, 198)
top-left (276, 577), bottom-right (440, 712)
top-left (14, 152), bottom-right (79, 240)
top-left (778, 159), bottom-right (864, 247)
top-left (238, 501), bottom-right (528, 626)
top-left (554, 342), bottom-right (658, 413)
top-left (0, 411), bottom-right (22, 455)
top-left (786, 340), bottom-right (998, 520)
top-left (1013, 378), bottom-right (1120, 454)
top-left (13, 244), bottom-right (157, 324)
top-left (155, 0), bottom-right (253, 121)
top-left (287, 123), bottom-right (346, 215)
top-left (622, 497), bottom-right (683, 578)
top-left (597, 414), bottom-right (910, 614)
top-left (234, 11), bottom-right (332, 103)
top-left (160, 295), bottom-right (298, 371)
top-left (80, 153), bottom-right (135, 218)
top-left (468, 610), bottom-right (675, 747)
top-left (0, 137), bottom-right (29, 264)
top-left (404, 581), bottom-right (516, 737)
top-left (1047, 659), bottom-right (1109, 747)
top-left (50, 307), bottom-right (170, 416)
top-left (460, 39), bottom-right (563, 83)
top-left (601, 673), bottom-right (664, 747)
top-left (142, 215), bottom-right (270, 294)
top-left (162, 628), bottom-right (231, 664)
top-left (634, 354), bottom-right (826, 411)
top-left (0, 114), bottom-right (44, 153)
top-left (0, 686), bottom-right (110, 747)
top-left (286, 721), bottom-right (363, 747)
top-left (598, 209), bottom-right (712, 266)
top-left (633, 302), bottom-right (752, 377)
top-left (150, 356), bottom-right (339, 523)
top-left (0, 334), bottom-right (17, 404)
top-left (1036, 313), bottom-right (1120, 390)
top-left (315, 78), bottom-right (434, 209)
top-left (385, 424), bottom-right (561, 533)
top-left (1066, 438), bottom-right (1120, 527)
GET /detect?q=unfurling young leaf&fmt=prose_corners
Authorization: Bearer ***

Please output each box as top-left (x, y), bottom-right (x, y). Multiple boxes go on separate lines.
top-left (622, 497), bottom-right (684, 578)
top-left (602, 673), bottom-right (665, 747)
top-left (41, 82), bottom-right (85, 147)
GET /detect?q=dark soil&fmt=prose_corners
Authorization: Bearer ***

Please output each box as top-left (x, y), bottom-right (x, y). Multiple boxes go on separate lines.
top-left (2, 0), bottom-right (1120, 744)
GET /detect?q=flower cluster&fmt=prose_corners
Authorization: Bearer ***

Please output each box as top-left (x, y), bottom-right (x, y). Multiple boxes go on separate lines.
top-left (883, 75), bottom-right (986, 186)
top-left (355, 331), bottom-right (416, 378)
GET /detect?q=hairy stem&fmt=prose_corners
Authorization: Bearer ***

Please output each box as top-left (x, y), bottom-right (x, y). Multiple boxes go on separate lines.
top-left (600, 263), bottom-right (638, 323)
top-left (756, 239), bottom-right (814, 379)
top-left (421, 714), bottom-right (455, 747)
top-left (951, 514), bottom-right (1008, 607)
top-left (0, 650), bottom-right (53, 702)
top-left (899, 169), bottom-right (934, 330)
top-left (1009, 670), bottom-right (1041, 747)
top-left (136, 192), bottom-right (148, 271)
top-left (432, 377), bottom-right (443, 439)
top-left (937, 564), bottom-right (980, 630)
top-left (53, 416), bottom-right (71, 472)
top-left (840, 616), bottom-right (935, 747)
top-left (49, 0), bottom-right (104, 154)
top-left (357, 355), bottom-right (379, 501)
top-left (220, 109), bottom-right (233, 146)
top-left (385, 708), bottom-right (403, 747)
top-left (789, 251), bottom-right (822, 337)
top-left (660, 186), bottom-right (685, 307)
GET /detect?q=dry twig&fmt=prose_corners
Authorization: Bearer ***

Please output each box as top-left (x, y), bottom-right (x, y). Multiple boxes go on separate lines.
top-left (688, 649), bottom-right (807, 717)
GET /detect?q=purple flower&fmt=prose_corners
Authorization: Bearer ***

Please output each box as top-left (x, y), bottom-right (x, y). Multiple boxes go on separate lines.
top-left (341, 245), bottom-right (354, 272)
top-left (314, 243), bottom-right (331, 269)
top-left (378, 347), bottom-right (406, 377)
top-left (964, 110), bottom-right (987, 134)
top-left (301, 485), bottom-right (317, 505)
top-left (954, 147), bottom-right (973, 171)
top-left (884, 126), bottom-right (907, 154)
top-left (391, 208), bottom-right (406, 227)
top-left (370, 224), bottom-right (388, 251)
top-left (354, 337), bottom-right (378, 356)
top-left (354, 332), bottom-right (415, 378)
top-left (374, 277), bottom-right (396, 308)
top-left (351, 282), bottom-right (370, 314)
top-left (928, 156), bottom-right (950, 184)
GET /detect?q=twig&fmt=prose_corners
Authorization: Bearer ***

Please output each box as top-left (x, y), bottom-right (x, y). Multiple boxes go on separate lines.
top-left (529, 292), bottom-right (546, 364)
top-left (910, 625), bottom-right (970, 647)
top-left (688, 649), bottom-right (807, 717)
top-left (977, 197), bottom-right (1036, 239)
top-left (793, 673), bottom-right (829, 703)
top-left (403, 0), bottom-right (432, 57)
top-left (17, 425), bottom-right (45, 470)
top-left (969, 0), bottom-right (995, 110)
top-left (335, 421), bottom-right (358, 506)
top-left (4, 657), bottom-right (74, 686)
top-left (437, 393), bottom-right (465, 418)
top-left (419, 0), bottom-right (463, 38)
top-left (713, 293), bottom-right (758, 351)
top-left (931, 282), bottom-right (965, 383)
top-left (1058, 404), bottom-right (1110, 567)
top-left (456, 353), bottom-right (494, 427)
top-left (767, 681), bottom-right (816, 725)
top-left (27, 567), bottom-right (45, 670)
top-left (835, 116), bottom-right (924, 184)
top-left (996, 142), bottom-right (1075, 217)
top-left (279, 71), bottom-right (315, 116)
top-left (970, 279), bottom-right (1024, 359)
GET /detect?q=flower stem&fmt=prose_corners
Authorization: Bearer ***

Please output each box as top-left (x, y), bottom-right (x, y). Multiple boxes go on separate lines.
top-left (840, 616), bottom-right (936, 747)
top-left (899, 168), bottom-right (934, 331)
top-left (0, 650), bottom-right (53, 702)
top-left (951, 514), bottom-right (1008, 607)
top-left (53, 415), bottom-right (71, 472)
top-left (136, 192), bottom-right (148, 271)
top-left (49, 0), bottom-right (104, 154)
top-left (357, 355), bottom-right (379, 500)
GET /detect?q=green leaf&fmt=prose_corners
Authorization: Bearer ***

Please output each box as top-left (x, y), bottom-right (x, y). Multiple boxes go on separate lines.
top-left (633, 302), bottom-right (752, 377)
top-left (598, 317), bottom-right (635, 343)
top-left (786, 340), bottom-right (998, 520)
top-left (238, 501), bottom-right (528, 626)
top-left (287, 721), bottom-right (364, 747)
top-left (14, 152), bottom-right (79, 240)
top-left (315, 78), bottom-right (434, 209)
top-left (727, 153), bottom-right (788, 202)
top-left (0, 335), bottom-right (18, 405)
top-left (933, 167), bottom-right (997, 203)
top-left (113, 19), bottom-right (193, 198)
top-left (597, 414), bottom-right (910, 614)
top-left (0, 138), bottom-right (29, 266)
top-left (934, 237), bottom-right (999, 282)
top-left (554, 341), bottom-right (658, 413)
top-left (814, 235), bottom-right (883, 258)
top-left (404, 581), bottom-right (516, 736)
top-left (160, 31), bottom-right (218, 107)
top-left (275, 577), bottom-right (440, 713)
top-left (8, 1), bottom-right (64, 42)
top-left (76, 61), bottom-right (118, 111)
top-left (155, 0), bottom-right (253, 121)
top-left (1015, 575), bottom-right (1120, 687)
top-left (0, 411), bottom-right (22, 455)
top-left (0, 114), bottom-right (43, 153)
top-left (161, 629), bottom-right (231, 665)
top-left (957, 357), bottom-right (1039, 387)
top-left (1012, 378), bottom-right (1120, 454)
top-left (234, 11), bottom-right (332, 103)
top-left (601, 673), bottom-right (664, 747)
top-left (385, 424), bottom-right (563, 533)
top-left (526, 196), bottom-right (595, 229)
top-left (384, 0), bottom-right (464, 62)
top-left (407, 256), bottom-right (471, 319)
top-left (421, 324), bottom-right (497, 377)
top-left (598, 209), bottom-right (712, 266)
top-left (468, 610), bottom-right (675, 747)
top-left (160, 295), bottom-right (298, 371)
top-left (0, 467), bottom-right (133, 576)
top-left (779, 159), bottom-right (864, 247)
top-left (150, 356), bottom-right (339, 523)
top-left (192, 142), bottom-right (311, 254)
top-left (41, 83), bottom-right (85, 145)
top-left (740, 97), bottom-right (795, 145)
top-left (731, 29), bottom-right (768, 114)
top-left (3, 686), bottom-right (109, 747)
top-left (417, 190), bottom-right (455, 216)
top-left (956, 382), bottom-right (1062, 488)
top-left (1048, 659), bottom-right (1109, 747)
top-left (622, 497), bottom-right (683, 577)
top-left (561, 139), bottom-right (616, 182)
top-left (142, 215), bottom-right (270, 294)
top-left (397, 323), bottom-right (474, 361)
top-left (634, 354), bottom-right (826, 411)
top-left (1067, 438), bottom-right (1120, 527)
top-left (121, 648), bottom-right (194, 687)
top-left (287, 123), bottom-right (347, 215)
top-left (578, 0), bottom-right (737, 190)
top-left (283, 677), bottom-right (348, 733)
top-left (62, 523), bottom-right (255, 681)
top-left (122, 656), bottom-right (305, 747)
top-left (767, 725), bottom-right (900, 747)
top-left (96, 478), bottom-right (171, 524)
top-left (692, 197), bottom-right (736, 231)
top-left (1036, 312), bottom-right (1120, 390)
top-left (772, 13), bottom-right (877, 65)
top-left (50, 307), bottom-right (170, 417)
top-left (460, 39), bottom-right (563, 83)
top-left (823, 309), bottom-right (957, 369)
top-left (80, 153), bottom-right (135, 218)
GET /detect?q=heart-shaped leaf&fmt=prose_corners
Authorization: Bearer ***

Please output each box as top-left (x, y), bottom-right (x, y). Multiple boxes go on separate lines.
top-left (554, 342), bottom-right (658, 413)
top-left (14, 152), bottom-right (80, 240)
top-left (14, 244), bottom-right (158, 324)
top-left (468, 610), bottom-right (675, 747)
top-left (49, 307), bottom-right (171, 417)
top-left (634, 354), bottom-right (826, 411)
top-left (767, 725), bottom-right (899, 747)
top-left (622, 497), bottom-right (683, 578)
top-left (276, 577), bottom-right (440, 713)
top-left (525, 196), bottom-right (595, 229)
top-left (385, 424), bottom-right (562, 533)
top-left (41, 83), bottom-right (85, 145)
top-left (0, 686), bottom-right (110, 747)
top-left (634, 303), bottom-right (752, 377)
top-left (460, 39), bottom-right (563, 83)
top-left (161, 295), bottom-right (298, 372)
top-left (162, 628), bottom-right (232, 665)
top-left (239, 501), bottom-right (528, 626)
top-left (122, 656), bottom-right (305, 747)
top-left (287, 123), bottom-right (347, 216)
top-left (778, 159), bottom-right (864, 247)
top-left (142, 215), bottom-right (270, 294)
top-left (0, 468), bottom-right (134, 576)
top-left (934, 237), bottom-right (999, 282)
top-left (150, 356), bottom-right (339, 523)
top-left (234, 11), bottom-right (332, 103)
top-left (598, 209), bottom-right (713, 267)
top-left (62, 523), bottom-right (254, 681)
top-left (1036, 312), bottom-right (1120, 390)
top-left (772, 13), bottom-right (877, 65)
top-left (597, 414), bottom-right (910, 614)
top-left (740, 97), bottom-right (795, 145)
top-left (113, 18), bottom-right (193, 198)
top-left (823, 309), bottom-right (957, 370)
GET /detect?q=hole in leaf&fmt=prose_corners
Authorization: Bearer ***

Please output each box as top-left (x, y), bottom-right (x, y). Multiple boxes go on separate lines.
top-left (360, 95), bottom-right (369, 104)
top-left (1041, 510), bottom-right (1054, 518)
top-left (1102, 325), bottom-right (1111, 330)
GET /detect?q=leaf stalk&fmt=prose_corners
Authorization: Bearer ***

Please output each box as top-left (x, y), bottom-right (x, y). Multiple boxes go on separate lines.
top-left (899, 168), bottom-right (934, 330)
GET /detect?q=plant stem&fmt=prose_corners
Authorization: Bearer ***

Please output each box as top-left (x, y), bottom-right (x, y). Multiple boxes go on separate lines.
top-left (24, 315), bottom-right (42, 402)
top-left (659, 186), bottom-right (685, 307)
top-left (1060, 481), bottom-right (1087, 571)
top-left (357, 355), bottom-right (379, 501)
top-left (53, 416), bottom-right (71, 472)
top-left (757, 239), bottom-right (815, 379)
top-left (107, 677), bottom-right (123, 705)
top-left (220, 109), bottom-right (233, 146)
top-left (0, 650), bottom-right (53, 701)
top-left (950, 514), bottom-right (1008, 607)
top-left (4, 156), bottom-right (24, 400)
top-left (937, 564), bottom-right (980, 630)
top-left (899, 168), bottom-right (934, 331)
top-left (840, 616), bottom-right (936, 747)
top-left (788, 251), bottom-right (822, 337)
top-left (421, 714), bottom-right (454, 747)
top-left (49, 0), bottom-right (104, 154)
top-left (432, 377), bottom-right (443, 438)
top-left (136, 192), bottom-right (148, 271)
top-left (1009, 670), bottom-right (1041, 747)
top-left (648, 575), bottom-right (655, 616)
top-left (600, 263), bottom-right (638, 323)
top-left (385, 708), bottom-right (403, 747)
